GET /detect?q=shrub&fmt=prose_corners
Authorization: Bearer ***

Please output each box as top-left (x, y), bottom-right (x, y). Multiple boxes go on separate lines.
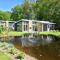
top-left (16, 52), bottom-right (25, 60)
top-left (0, 26), bottom-right (6, 34)
top-left (9, 47), bottom-right (16, 55)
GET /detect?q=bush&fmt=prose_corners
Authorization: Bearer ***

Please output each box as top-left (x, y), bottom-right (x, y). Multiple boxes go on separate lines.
top-left (16, 52), bottom-right (25, 60)
top-left (0, 26), bottom-right (6, 34)
top-left (9, 47), bottom-right (16, 55)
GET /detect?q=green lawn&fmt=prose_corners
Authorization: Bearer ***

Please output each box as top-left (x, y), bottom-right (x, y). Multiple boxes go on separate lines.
top-left (39, 31), bottom-right (60, 37)
top-left (8, 31), bottom-right (29, 36)
top-left (2, 31), bottom-right (29, 36)
top-left (2, 31), bottom-right (60, 37)
top-left (0, 51), bottom-right (12, 60)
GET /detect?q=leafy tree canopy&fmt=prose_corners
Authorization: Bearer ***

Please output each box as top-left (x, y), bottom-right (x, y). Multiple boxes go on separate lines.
top-left (0, 11), bottom-right (11, 20)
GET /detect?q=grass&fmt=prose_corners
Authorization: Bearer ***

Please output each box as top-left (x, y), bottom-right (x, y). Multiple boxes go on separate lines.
top-left (2, 31), bottom-right (30, 36)
top-left (1, 31), bottom-right (60, 37)
top-left (39, 31), bottom-right (60, 37)
top-left (0, 51), bottom-right (12, 60)
top-left (9, 31), bottom-right (27, 36)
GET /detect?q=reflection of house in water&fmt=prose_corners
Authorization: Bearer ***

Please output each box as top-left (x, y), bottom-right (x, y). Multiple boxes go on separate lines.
top-left (13, 35), bottom-right (54, 47)
top-left (41, 36), bottom-right (54, 43)
top-left (14, 19), bottom-right (55, 32)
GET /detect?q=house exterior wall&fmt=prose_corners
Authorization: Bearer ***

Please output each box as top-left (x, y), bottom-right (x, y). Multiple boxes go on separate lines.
top-left (47, 24), bottom-right (50, 31)
top-left (1, 22), bottom-right (6, 27)
top-left (22, 22), bottom-right (24, 32)
top-left (21, 21), bottom-right (50, 32)
top-left (43, 24), bottom-right (47, 31)
top-left (37, 23), bottom-right (42, 32)
top-left (3, 21), bottom-right (15, 30)
top-left (29, 20), bottom-right (32, 32)
top-left (14, 23), bottom-right (17, 31)
top-left (14, 20), bottom-right (55, 32)
top-left (15, 21), bottom-right (22, 31)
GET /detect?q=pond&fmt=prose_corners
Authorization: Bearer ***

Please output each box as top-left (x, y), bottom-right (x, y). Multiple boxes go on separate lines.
top-left (0, 35), bottom-right (60, 60)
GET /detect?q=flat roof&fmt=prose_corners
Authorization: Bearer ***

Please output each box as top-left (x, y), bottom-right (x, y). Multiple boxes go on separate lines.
top-left (38, 21), bottom-right (55, 24)
top-left (0, 20), bottom-right (16, 22)
top-left (16, 19), bottom-right (55, 24)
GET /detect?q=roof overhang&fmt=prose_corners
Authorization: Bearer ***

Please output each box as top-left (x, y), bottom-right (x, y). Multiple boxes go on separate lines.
top-left (15, 19), bottom-right (56, 24)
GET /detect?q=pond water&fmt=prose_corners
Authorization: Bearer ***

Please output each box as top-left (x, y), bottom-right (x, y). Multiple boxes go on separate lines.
top-left (0, 35), bottom-right (60, 60)
top-left (13, 35), bottom-right (56, 47)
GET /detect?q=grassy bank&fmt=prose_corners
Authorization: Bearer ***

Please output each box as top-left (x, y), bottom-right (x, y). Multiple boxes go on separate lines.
top-left (8, 31), bottom-right (29, 36)
top-left (2, 31), bottom-right (30, 36)
top-left (1, 31), bottom-right (60, 37)
top-left (39, 31), bottom-right (60, 37)
top-left (0, 51), bottom-right (12, 60)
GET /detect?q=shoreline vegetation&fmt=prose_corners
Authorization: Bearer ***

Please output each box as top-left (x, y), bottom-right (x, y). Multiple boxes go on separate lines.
top-left (1, 31), bottom-right (60, 37)
top-left (39, 31), bottom-right (60, 37)
top-left (0, 42), bottom-right (25, 60)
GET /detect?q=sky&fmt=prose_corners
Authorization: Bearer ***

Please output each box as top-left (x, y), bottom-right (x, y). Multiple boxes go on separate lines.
top-left (0, 0), bottom-right (24, 11)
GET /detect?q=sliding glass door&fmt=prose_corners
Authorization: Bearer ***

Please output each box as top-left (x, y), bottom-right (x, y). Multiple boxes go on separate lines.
top-left (23, 21), bottom-right (29, 32)
top-left (32, 21), bottom-right (37, 32)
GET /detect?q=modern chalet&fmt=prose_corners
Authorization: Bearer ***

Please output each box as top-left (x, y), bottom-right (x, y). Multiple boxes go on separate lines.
top-left (14, 19), bottom-right (55, 32)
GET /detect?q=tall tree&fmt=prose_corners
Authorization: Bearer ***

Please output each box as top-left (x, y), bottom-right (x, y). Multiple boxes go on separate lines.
top-left (22, 0), bottom-right (36, 19)
top-left (22, 0), bottom-right (31, 19)
top-left (36, 0), bottom-right (60, 29)
top-left (11, 0), bottom-right (36, 20)
top-left (11, 5), bottom-right (24, 21)
top-left (10, 0), bottom-right (60, 30)
top-left (0, 11), bottom-right (11, 20)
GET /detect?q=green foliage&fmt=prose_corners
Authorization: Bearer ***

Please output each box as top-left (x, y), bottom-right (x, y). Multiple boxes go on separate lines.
top-left (8, 31), bottom-right (29, 36)
top-left (10, 47), bottom-right (16, 55)
top-left (39, 31), bottom-right (60, 37)
top-left (0, 0), bottom-right (60, 30)
top-left (17, 52), bottom-right (25, 60)
top-left (0, 11), bottom-right (11, 20)
top-left (11, 5), bottom-right (24, 21)
top-left (22, 0), bottom-right (34, 19)
top-left (36, 0), bottom-right (60, 29)
top-left (11, 0), bottom-right (36, 20)
top-left (0, 26), bottom-right (5, 34)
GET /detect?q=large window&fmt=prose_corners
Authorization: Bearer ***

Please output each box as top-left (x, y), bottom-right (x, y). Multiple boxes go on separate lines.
top-left (23, 21), bottom-right (28, 32)
top-left (17, 22), bottom-right (22, 31)
top-left (32, 21), bottom-right (37, 31)
top-left (32, 25), bottom-right (37, 31)
top-left (50, 24), bottom-right (54, 30)
top-left (43, 24), bottom-right (47, 31)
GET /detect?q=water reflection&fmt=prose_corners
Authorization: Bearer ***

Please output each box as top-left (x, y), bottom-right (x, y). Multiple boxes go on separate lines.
top-left (0, 35), bottom-right (55, 47)
top-left (0, 35), bottom-right (60, 60)
top-left (12, 35), bottom-right (60, 60)
top-left (13, 35), bottom-right (55, 47)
